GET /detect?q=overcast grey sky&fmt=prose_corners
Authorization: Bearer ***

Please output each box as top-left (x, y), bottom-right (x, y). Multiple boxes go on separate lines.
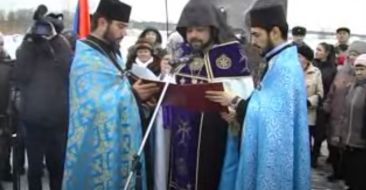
top-left (1, 0), bottom-right (366, 34)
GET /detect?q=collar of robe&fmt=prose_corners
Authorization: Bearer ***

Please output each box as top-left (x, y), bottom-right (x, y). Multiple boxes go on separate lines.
top-left (265, 42), bottom-right (293, 62)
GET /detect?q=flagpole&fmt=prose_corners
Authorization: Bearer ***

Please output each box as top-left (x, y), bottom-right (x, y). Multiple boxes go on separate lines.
top-left (165, 0), bottom-right (169, 38)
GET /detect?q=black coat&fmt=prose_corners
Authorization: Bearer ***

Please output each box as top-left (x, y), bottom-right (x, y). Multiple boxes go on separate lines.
top-left (313, 60), bottom-right (337, 98)
top-left (0, 60), bottom-right (13, 115)
top-left (363, 95), bottom-right (366, 139)
top-left (14, 35), bottom-right (73, 129)
top-left (313, 60), bottom-right (337, 136)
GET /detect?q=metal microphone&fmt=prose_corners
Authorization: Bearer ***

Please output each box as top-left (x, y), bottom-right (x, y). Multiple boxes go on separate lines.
top-left (167, 55), bottom-right (191, 74)
top-left (168, 50), bottom-right (204, 74)
top-left (168, 41), bottom-right (204, 66)
top-left (168, 54), bottom-right (194, 66)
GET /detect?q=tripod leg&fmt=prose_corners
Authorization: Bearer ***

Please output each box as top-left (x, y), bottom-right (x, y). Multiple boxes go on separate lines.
top-left (12, 133), bottom-right (20, 190)
top-left (135, 159), bottom-right (142, 190)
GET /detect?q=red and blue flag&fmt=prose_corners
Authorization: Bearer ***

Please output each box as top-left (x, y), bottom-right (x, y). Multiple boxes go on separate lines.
top-left (73, 0), bottom-right (90, 38)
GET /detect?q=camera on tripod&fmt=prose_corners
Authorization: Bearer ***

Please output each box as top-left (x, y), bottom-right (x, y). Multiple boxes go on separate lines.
top-left (26, 4), bottom-right (64, 41)
top-left (30, 20), bottom-right (57, 40)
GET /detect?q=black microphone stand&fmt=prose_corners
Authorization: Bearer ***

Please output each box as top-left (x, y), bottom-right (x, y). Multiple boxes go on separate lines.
top-left (9, 87), bottom-right (20, 190)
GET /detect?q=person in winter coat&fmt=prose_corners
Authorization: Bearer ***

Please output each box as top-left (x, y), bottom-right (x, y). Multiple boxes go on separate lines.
top-left (323, 41), bottom-right (366, 181)
top-left (0, 32), bottom-right (13, 189)
top-left (339, 54), bottom-right (366, 190)
top-left (138, 27), bottom-right (163, 53)
top-left (126, 39), bottom-right (162, 77)
top-left (311, 42), bottom-right (336, 168)
top-left (13, 5), bottom-right (73, 190)
top-left (298, 44), bottom-right (324, 166)
top-left (334, 27), bottom-right (351, 66)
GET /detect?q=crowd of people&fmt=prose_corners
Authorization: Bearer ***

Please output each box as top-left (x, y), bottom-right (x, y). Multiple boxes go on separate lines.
top-left (293, 25), bottom-right (366, 190)
top-left (0, 0), bottom-right (365, 190)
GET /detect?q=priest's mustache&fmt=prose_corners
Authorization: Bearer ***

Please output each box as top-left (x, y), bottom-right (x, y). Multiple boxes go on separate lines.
top-left (189, 39), bottom-right (204, 50)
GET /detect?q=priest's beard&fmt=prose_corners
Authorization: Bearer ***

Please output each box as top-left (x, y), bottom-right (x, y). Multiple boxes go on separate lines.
top-left (103, 24), bottom-right (123, 51)
top-left (260, 38), bottom-right (275, 57)
top-left (188, 38), bottom-right (213, 56)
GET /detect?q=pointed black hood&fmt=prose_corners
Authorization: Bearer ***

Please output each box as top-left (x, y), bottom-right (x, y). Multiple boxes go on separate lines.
top-left (176, 0), bottom-right (236, 43)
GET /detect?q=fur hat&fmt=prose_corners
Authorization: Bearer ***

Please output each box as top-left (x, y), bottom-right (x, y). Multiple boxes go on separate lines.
top-left (348, 41), bottom-right (366, 56)
top-left (354, 54), bottom-right (366, 67)
top-left (135, 39), bottom-right (153, 51)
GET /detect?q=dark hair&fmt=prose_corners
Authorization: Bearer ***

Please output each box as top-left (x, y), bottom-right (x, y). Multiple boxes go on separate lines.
top-left (91, 13), bottom-right (100, 31)
top-left (279, 24), bottom-right (289, 40)
top-left (264, 24), bottom-right (288, 41)
top-left (319, 42), bottom-right (336, 66)
top-left (91, 13), bottom-right (111, 31)
top-left (138, 27), bottom-right (162, 45)
top-left (278, 24), bottom-right (289, 40)
top-left (297, 44), bottom-right (314, 62)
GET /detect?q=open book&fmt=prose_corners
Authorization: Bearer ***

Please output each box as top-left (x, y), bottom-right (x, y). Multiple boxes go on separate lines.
top-left (130, 64), bottom-right (176, 84)
top-left (163, 82), bottom-right (228, 113)
top-left (130, 64), bottom-right (227, 112)
top-left (130, 64), bottom-right (160, 82)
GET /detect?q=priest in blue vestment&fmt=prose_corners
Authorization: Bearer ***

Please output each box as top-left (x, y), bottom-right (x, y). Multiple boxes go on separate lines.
top-left (62, 0), bottom-right (159, 189)
top-left (206, 5), bottom-right (310, 190)
top-left (156, 1), bottom-right (254, 190)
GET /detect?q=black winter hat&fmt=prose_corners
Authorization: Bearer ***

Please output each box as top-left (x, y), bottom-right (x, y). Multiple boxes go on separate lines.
top-left (95, 0), bottom-right (131, 22)
top-left (336, 27), bottom-right (350, 34)
top-left (292, 26), bottom-right (306, 36)
top-left (249, 5), bottom-right (287, 31)
top-left (297, 44), bottom-right (314, 61)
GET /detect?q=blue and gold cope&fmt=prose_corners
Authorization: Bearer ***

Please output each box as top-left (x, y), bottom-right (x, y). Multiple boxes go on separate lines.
top-left (62, 41), bottom-right (145, 190)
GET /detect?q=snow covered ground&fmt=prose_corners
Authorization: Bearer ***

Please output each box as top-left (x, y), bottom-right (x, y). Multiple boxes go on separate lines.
top-left (1, 142), bottom-right (346, 190)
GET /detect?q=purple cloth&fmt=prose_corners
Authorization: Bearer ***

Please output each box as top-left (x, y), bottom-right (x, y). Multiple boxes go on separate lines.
top-left (164, 41), bottom-right (249, 189)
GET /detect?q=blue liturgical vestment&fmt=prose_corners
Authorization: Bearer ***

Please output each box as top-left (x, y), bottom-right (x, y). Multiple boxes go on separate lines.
top-left (62, 41), bottom-right (145, 190)
top-left (235, 43), bottom-right (310, 190)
